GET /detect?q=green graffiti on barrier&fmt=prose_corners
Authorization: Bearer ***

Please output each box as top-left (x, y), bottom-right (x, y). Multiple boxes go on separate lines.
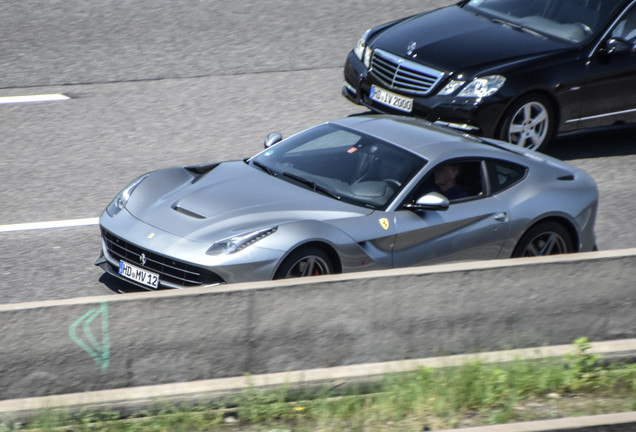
top-left (69, 301), bottom-right (110, 372)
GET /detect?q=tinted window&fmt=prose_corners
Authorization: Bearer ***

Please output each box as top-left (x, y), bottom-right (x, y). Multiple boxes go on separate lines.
top-left (611, 6), bottom-right (636, 42)
top-left (486, 159), bottom-right (527, 194)
top-left (409, 160), bottom-right (484, 203)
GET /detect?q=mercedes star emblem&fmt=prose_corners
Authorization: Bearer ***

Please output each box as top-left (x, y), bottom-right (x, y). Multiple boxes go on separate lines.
top-left (406, 41), bottom-right (417, 56)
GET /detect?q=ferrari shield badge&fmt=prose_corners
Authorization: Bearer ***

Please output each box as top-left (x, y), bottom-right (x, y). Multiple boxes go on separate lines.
top-left (379, 218), bottom-right (390, 231)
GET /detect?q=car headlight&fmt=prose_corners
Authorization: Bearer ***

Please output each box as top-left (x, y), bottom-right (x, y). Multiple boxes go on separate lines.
top-left (106, 174), bottom-right (148, 217)
top-left (438, 79), bottom-right (466, 96)
top-left (457, 75), bottom-right (506, 98)
top-left (354, 29), bottom-right (372, 68)
top-left (206, 227), bottom-right (278, 256)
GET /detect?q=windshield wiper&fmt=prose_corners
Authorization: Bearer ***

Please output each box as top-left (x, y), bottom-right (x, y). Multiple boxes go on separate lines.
top-left (492, 17), bottom-right (545, 38)
top-left (282, 172), bottom-right (341, 200)
top-left (251, 160), bottom-right (278, 177)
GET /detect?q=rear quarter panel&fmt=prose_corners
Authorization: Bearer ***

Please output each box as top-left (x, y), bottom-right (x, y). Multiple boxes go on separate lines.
top-left (497, 156), bottom-right (598, 255)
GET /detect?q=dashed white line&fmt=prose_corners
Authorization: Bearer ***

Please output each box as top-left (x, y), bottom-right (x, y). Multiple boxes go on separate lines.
top-left (0, 94), bottom-right (70, 105)
top-left (0, 218), bottom-right (99, 233)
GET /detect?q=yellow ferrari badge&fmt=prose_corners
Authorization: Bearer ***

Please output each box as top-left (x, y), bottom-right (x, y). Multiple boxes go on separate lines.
top-left (148, 232), bottom-right (156, 239)
top-left (379, 218), bottom-right (390, 231)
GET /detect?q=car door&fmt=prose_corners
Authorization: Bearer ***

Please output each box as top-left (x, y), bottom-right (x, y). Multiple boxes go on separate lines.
top-left (390, 159), bottom-right (511, 268)
top-left (577, 4), bottom-right (636, 129)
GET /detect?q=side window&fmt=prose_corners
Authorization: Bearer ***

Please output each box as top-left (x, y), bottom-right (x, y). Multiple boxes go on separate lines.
top-left (612, 6), bottom-right (636, 43)
top-left (486, 159), bottom-right (527, 194)
top-left (410, 160), bottom-right (485, 202)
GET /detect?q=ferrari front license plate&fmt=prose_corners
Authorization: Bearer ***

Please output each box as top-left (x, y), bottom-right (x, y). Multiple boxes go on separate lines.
top-left (370, 85), bottom-right (413, 112)
top-left (119, 260), bottom-right (160, 289)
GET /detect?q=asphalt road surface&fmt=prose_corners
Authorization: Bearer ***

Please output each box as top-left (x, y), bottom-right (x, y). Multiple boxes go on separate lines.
top-left (1, 0), bottom-right (635, 304)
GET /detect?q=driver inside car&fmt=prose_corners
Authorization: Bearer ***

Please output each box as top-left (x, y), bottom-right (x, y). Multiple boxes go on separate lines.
top-left (433, 164), bottom-right (468, 201)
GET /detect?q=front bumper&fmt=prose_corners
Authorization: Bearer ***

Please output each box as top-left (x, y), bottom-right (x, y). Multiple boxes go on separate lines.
top-left (96, 210), bottom-right (285, 289)
top-left (96, 230), bottom-right (226, 290)
top-left (342, 51), bottom-right (507, 138)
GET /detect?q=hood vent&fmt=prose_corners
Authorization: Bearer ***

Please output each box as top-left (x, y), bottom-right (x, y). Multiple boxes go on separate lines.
top-left (172, 205), bottom-right (206, 219)
top-left (185, 162), bottom-right (220, 184)
top-left (557, 174), bottom-right (575, 181)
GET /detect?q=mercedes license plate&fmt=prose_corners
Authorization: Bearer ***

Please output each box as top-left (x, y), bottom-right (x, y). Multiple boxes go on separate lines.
top-left (370, 85), bottom-right (413, 112)
top-left (119, 260), bottom-right (160, 289)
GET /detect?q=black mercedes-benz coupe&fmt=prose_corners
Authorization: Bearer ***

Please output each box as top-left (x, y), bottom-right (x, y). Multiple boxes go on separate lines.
top-left (343, 0), bottom-right (636, 151)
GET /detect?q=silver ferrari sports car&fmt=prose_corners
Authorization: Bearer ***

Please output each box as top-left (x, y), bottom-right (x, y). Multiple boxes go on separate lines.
top-left (96, 115), bottom-right (598, 290)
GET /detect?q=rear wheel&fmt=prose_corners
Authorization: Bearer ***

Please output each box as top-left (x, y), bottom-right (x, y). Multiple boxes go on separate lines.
top-left (498, 94), bottom-right (555, 152)
top-left (512, 222), bottom-right (574, 258)
top-left (274, 246), bottom-right (334, 279)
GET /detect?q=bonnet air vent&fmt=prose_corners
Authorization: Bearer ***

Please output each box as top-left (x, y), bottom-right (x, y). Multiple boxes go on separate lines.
top-left (557, 174), bottom-right (575, 181)
top-left (185, 162), bottom-right (220, 184)
top-left (185, 162), bottom-right (220, 175)
top-left (172, 205), bottom-right (206, 219)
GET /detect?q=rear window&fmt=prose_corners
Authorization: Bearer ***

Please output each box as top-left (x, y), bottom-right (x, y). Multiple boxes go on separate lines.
top-left (486, 159), bottom-right (527, 193)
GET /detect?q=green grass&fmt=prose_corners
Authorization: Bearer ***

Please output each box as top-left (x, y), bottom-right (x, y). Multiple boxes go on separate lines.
top-left (4, 338), bottom-right (636, 431)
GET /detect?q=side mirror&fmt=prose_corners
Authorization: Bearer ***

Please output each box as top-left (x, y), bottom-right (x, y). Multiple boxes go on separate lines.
top-left (404, 192), bottom-right (449, 211)
top-left (604, 38), bottom-right (635, 55)
top-left (264, 132), bottom-right (283, 148)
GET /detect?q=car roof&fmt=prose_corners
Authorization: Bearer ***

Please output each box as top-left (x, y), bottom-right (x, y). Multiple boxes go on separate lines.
top-left (331, 115), bottom-right (512, 162)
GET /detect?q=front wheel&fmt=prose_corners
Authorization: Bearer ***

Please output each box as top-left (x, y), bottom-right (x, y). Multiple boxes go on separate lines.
top-left (498, 94), bottom-right (555, 152)
top-left (512, 222), bottom-right (574, 258)
top-left (274, 246), bottom-right (334, 279)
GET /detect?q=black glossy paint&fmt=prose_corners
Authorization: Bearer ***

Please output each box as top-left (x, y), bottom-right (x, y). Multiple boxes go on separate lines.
top-left (343, 0), bottom-right (636, 150)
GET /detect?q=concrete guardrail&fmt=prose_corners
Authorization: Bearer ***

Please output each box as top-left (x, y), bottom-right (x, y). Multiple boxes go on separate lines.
top-left (1, 249), bottom-right (635, 401)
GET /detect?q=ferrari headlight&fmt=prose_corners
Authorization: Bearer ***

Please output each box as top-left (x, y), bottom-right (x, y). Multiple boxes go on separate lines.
top-left (354, 29), bottom-right (372, 68)
top-left (207, 227), bottom-right (278, 256)
top-left (106, 174), bottom-right (148, 217)
top-left (457, 75), bottom-right (506, 98)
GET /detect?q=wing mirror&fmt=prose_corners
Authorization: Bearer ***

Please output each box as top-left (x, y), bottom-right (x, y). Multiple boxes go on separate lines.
top-left (604, 38), bottom-right (636, 55)
top-left (404, 192), bottom-right (449, 211)
top-left (264, 132), bottom-right (283, 148)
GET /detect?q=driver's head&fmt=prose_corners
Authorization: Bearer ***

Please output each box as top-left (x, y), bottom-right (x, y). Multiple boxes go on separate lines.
top-left (434, 164), bottom-right (460, 191)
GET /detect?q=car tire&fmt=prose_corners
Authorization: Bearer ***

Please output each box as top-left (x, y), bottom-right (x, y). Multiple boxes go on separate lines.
top-left (512, 221), bottom-right (574, 258)
top-left (274, 246), bottom-right (334, 279)
top-left (498, 93), bottom-right (555, 152)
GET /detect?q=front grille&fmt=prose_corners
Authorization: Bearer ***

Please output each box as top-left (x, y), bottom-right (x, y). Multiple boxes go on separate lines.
top-left (102, 229), bottom-right (224, 287)
top-left (370, 49), bottom-right (444, 95)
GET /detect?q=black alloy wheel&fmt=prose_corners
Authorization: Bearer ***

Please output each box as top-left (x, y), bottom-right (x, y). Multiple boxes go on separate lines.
top-left (274, 246), bottom-right (334, 279)
top-left (512, 221), bottom-right (574, 258)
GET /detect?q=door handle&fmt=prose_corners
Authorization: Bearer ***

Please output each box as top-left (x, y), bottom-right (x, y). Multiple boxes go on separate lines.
top-left (494, 212), bottom-right (508, 222)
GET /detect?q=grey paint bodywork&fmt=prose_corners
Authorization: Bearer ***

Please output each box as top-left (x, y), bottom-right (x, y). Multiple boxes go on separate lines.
top-left (97, 116), bottom-right (598, 288)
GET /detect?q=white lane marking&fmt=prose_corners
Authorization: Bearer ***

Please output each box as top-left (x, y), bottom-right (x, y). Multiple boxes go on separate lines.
top-left (0, 218), bottom-right (99, 233)
top-left (0, 94), bottom-right (70, 105)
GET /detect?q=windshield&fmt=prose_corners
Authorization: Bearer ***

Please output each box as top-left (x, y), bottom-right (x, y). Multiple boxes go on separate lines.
top-left (464, 0), bottom-right (624, 43)
top-left (250, 124), bottom-right (426, 209)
